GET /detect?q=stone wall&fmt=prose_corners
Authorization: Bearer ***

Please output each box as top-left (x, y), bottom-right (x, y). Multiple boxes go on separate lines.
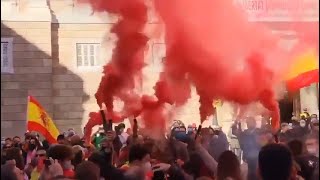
top-left (1, 21), bottom-right (52, 137)
top-left (51, 23), bottom-right (114, 133)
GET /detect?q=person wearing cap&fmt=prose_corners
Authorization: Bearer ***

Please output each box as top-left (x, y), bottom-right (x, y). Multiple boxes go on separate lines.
top-left (65, 129), bottom-right (76, 142)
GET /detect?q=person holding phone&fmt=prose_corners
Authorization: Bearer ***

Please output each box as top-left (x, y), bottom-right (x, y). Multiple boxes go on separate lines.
top-left (39, 158), bottom-right (65, 180)
top-left (92, 127), bottom-right (105, 149)
top-left (29, 148), bottom-right (47, 180)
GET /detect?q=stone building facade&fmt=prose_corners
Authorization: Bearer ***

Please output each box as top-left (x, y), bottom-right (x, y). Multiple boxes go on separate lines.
top-left (1, 0), bottom-right (319, 138)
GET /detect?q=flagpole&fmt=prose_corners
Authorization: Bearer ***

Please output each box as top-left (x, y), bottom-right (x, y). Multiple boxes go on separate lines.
top-left (26, 93), bottom-right (30, 133)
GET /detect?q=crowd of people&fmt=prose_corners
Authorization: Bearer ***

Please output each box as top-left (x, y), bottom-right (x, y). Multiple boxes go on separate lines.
top-left (1, 112), bottom-right (319, 180)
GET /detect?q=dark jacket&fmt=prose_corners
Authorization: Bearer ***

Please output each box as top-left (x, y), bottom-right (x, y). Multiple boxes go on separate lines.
top-left (232, 123), bottom-right (260, 162)
top-left (208, 131), bottom-right (229, 161)
top-left (296, 154), bottom-right (319, 180)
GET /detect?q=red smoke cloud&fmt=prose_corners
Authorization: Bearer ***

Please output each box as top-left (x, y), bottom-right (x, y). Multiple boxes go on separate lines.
top-left (153, 0), bottom-right (284, 128)
top-left (152, 0), bottom-right (317, 131)
top-left (82, 0), bottom-right (318, 141)
top-left (81, 0), bottom-right (149, 142)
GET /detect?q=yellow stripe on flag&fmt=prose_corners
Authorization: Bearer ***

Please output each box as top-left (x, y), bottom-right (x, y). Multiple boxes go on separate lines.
top-left (285, 49), bottom-right (319, 80)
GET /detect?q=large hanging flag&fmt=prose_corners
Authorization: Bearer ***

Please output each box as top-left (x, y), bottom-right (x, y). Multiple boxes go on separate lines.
top-left (285, 50), bottom-right (319, 92)
top-left (27, 96), bottom-right (59, 144)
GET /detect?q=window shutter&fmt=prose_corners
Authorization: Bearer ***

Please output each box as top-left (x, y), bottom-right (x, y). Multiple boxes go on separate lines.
top-left (76, 44), bottom-right (83, 66)
top-left (1, 42), bottom-right (5, 72)
top-left (83, 45), bottom-right (88, 66)
top-left (89, 44), bottom-right (95, 66)
top-left (1, 38), bottom-right (14, 73)
top-left (76, 43), bottom-right (102, 67)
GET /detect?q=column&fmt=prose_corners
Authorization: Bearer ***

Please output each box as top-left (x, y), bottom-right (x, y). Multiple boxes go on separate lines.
top-left (300, 83), bottom-right (319, 115)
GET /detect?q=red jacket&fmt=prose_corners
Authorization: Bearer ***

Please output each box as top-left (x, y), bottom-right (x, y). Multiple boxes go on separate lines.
top-left (63, 169), bottom-right (75, 178)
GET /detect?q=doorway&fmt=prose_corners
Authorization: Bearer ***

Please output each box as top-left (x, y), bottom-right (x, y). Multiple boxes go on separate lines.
top-left (278, 91), bottom-right (297, 123)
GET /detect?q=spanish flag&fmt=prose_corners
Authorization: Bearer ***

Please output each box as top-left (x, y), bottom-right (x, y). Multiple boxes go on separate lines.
top-left (285, 50), bottom-right (319, 92)
top-left (27, 96), bottom-right (59, 144)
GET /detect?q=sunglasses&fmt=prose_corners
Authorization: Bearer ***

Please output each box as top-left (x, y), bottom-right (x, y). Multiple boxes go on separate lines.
top-left (2, 146), bottom-right (12, 150)
top-left (36, 154), bottom-right (46, 157)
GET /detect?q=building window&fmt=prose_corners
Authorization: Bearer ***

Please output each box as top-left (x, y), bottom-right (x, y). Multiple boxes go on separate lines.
top-left (1, 37), bottom-right (13, 73)
top-left (76, 43), bottom-right (101, 67)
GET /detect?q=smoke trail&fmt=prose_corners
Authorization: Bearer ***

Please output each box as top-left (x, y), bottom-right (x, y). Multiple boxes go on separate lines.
top-left (153, 0), bottom-right (317, 131)
top-left (80, 0), bottom-right (149, 141)
top-left (197, 88), bottom-right (214, 122)
top-left (86, 0), bottom-right (149, 114)
top-left (81, 0), bottom-right (179, 141)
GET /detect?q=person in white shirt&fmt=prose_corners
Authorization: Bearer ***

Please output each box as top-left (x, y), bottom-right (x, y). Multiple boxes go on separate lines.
top-left (117, 123), bottom-right (129, 147)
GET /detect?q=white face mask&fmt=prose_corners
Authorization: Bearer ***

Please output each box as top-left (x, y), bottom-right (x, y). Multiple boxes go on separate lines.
top-left (300, 123), bottom-right (306, 127)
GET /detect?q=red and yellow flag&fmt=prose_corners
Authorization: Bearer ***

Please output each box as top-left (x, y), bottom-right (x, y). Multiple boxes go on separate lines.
top-left (285, 50), bottom-right (319, 92)
top-left (27, 96), bottom-right (59, 144)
